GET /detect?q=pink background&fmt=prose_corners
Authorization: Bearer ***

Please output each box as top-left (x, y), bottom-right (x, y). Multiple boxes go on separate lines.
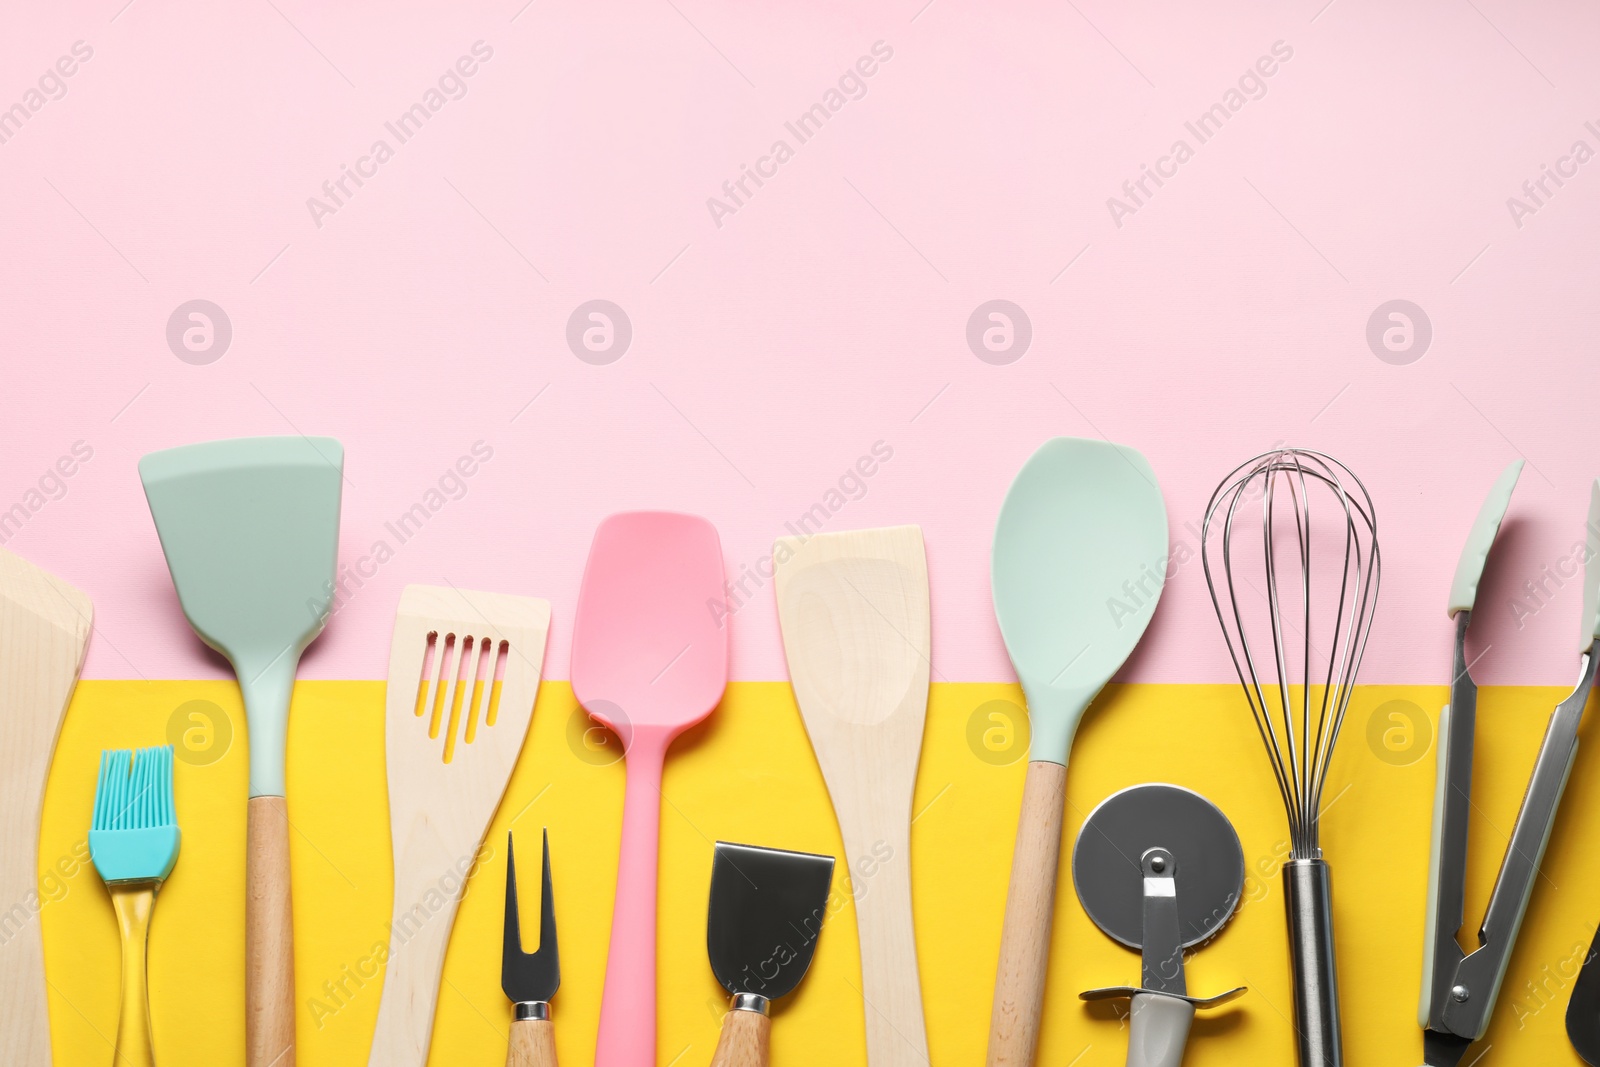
top-left (3, 0), bottom-right (1598, 685)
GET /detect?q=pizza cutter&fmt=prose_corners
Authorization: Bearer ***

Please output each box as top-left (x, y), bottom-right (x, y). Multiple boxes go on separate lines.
top-left (1074, 784), bottom-right (1246, 1067)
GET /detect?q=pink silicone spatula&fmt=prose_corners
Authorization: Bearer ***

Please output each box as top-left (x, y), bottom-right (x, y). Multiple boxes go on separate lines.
top-left (572, 512), bottom-right (728, 1066)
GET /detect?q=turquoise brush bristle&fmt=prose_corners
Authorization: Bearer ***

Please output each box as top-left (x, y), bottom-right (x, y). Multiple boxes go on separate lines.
top-left (89, 746), bottom-right (180, 885)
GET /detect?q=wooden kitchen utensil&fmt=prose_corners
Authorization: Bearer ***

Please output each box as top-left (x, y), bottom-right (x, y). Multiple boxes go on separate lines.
top-left (0, 546), bottom-right (92, 1066)
top-left (571, 512), bottom-right (728, 1067)
top-left (140, 436), bottom-right (343, 1067)
top-left (369, 584), bottom-right (550, 1067)
top-left (773, 525), bottom-right (931, 1066)
top-left (987, 438), bottom-right (1169, 1066)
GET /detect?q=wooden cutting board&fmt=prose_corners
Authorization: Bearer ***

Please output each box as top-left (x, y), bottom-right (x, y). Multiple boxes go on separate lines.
top-left (0, 547), bottom-right (92, 1066)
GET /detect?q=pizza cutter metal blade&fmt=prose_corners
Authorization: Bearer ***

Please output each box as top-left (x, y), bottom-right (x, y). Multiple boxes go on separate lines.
top-left (1074, 783), bottom-right (1247, 1067)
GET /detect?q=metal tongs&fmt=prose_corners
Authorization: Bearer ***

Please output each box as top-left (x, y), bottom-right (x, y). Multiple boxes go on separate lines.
top-left (1419, 462), bottom-right (1600, 1066)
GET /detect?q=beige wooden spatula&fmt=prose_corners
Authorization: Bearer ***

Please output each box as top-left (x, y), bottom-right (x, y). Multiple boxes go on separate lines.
top-left (0, 546), bottom-right (92, 1066)
top-left (369, 585), bottom-right (550, 1067)
top-left (774, 525), bottom-right (931, 1066)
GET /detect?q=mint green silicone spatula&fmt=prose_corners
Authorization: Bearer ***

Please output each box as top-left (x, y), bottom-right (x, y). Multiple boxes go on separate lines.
top-left (986, 437), bottom-right (1168, 1066)
top-left (139, 436), bottom-right (342, 1067)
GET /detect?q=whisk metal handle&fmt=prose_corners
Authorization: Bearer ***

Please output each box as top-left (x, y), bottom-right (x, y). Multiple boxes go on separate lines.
top-left (1284, 858), bottom-right (1342, 1067)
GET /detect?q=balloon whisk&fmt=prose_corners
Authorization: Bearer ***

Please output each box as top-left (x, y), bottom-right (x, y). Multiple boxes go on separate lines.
top-left (1201, 448), bottom-right (1380, 859)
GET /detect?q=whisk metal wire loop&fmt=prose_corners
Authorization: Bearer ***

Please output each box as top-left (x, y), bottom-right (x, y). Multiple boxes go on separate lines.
top-left (1201, 448), bottom-right (1380, 860)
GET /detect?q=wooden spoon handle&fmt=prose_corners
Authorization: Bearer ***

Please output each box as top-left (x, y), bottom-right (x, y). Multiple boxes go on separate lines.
top-left (709, 1009), bottom-right (770, 1067)
top-left (986, 760), bottom-right (1067, 1067)
top-left (247, 796), bottom-right (296, 1067)
top-left (507, 1018), bottom-right (558, 1067)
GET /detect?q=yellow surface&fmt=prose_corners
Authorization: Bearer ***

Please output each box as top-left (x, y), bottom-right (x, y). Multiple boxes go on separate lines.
top-left (33, 679), bottom-right (1600, 1065)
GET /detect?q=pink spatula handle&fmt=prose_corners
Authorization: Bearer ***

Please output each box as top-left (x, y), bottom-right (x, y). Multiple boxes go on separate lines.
top-left (595, 730), bottom-right (669, 1066)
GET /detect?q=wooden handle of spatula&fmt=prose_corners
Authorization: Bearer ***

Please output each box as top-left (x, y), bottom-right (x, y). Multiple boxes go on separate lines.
top-left (987, 760), bottom-right (1067, 1067)
top-left (507, 1018), bottom-right (559, 1067)
top-left (709, 1008), bottom-right (770, 1067)
top-left (248, 795), bottom-right (296, 1067)
top-left (844, 823), bottom-right (930, 1065)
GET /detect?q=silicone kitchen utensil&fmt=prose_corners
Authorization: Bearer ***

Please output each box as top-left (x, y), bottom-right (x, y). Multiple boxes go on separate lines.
top-left (706, 841), bottom-right (836, 1067)
top-left (1569, 921), bottom-right (1600, 1064)
top-left (503, 830), bottom-right (560, 1067)
top-left (1074, 784), bottom-right (1245, 1067)
top-left (1421, 470), bottom-right (1600, 1067)
top-left (1203, 449), bottom-right (1380, 1067)
top-left (90, 746), bottom-right (181, 1067)
top-left (370, 585), bottom-right (550, 1066)
top-left (987, 438), bottom-right (1169, 1066)
top-left (571, 512), bottom-right (728, 1067)
top-left (140, 436), bottom-right (342, 1067)
top-left (773, 525), bottom-right (931, 1065)
top-left (0, 547), bottom-right (91, 1066)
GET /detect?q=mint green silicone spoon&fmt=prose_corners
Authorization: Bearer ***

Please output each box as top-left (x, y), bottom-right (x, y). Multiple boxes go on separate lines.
top-left (140, 436), bottom-right (342, 1067)
top-left (986, 437), bottom-right (1169, 1066)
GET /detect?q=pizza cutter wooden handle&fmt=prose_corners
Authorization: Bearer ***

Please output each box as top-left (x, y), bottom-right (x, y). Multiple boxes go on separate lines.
top-left (987, 760), bottom-right (1067, 1066)
top-left (709, 1008), bottom-right (770, 1067)
top-left (507, 1018), bottom-right (558, 1067)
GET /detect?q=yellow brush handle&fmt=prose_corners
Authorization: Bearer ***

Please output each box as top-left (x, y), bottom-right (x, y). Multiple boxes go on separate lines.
top-left (109, 884), bottom-right (157, 1067)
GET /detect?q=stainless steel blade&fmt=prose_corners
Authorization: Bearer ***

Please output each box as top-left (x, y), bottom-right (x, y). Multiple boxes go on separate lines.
top-left (1138, 848), bottom-right (1185, 997)
top-left (501, 829), bottom-right (559, 1005)
top-left (706, 841), bottom-right (834, 1002)
top-left (1073, 783), bottom-right (1244, 956)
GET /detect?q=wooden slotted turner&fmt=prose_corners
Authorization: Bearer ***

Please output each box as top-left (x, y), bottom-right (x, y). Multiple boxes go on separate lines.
top-left (369, 585), bottom-right (550, 1067)
top-left (0, 547), bottom-right (92, 1066)
top-left (774, 525), bottom-right (931, 1065)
